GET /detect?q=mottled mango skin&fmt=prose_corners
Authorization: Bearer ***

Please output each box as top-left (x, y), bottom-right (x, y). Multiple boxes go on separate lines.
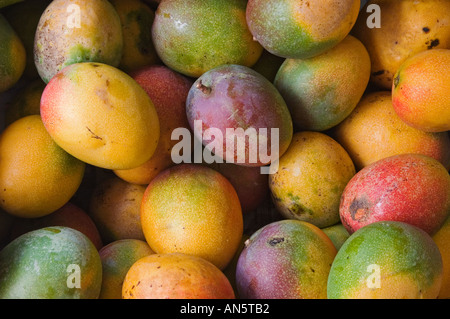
top-left (0, 226), bottom-right (102, 299)
top-left (392, 49), bottom-right (450, 133)
top-left (122, 253), bottom-right (235, 299)
top-left (40, 62), bottom-right (160, 170)
top-left (328, 221), bottom-right (443, 299)
top-left (333, 91), bottom-right (450, 171)
top-left (110, 0), bottom-right (160, 73)
top-left (269, 131), bottom-right (355, 228)
top-left (8, 202), bottom-right (103, 250)
top-left (34, 0), bottom-right (123, 83)
top-left (0, 14), bottom-right (26, 92)
top-left (246, 0), bottom-right (360, 59)
top-left (140, 164), bottom-right (243, 270)
top-left (236, 219), bottom-right (337, 299)
top-left (340, 154), bottom-right (450, 236)
top-left (433, 216), bottom-right (450, 299)
top-left (0, 115), bottom-right (85, 218)
top-left (89, 176), bottom-right (147, 245)
top-left (274, 35), bottom-right (370, 131)
top-left (99, 239), bottom-right (154, 299)
top-left (353, 0), bottom-right (450, 90)
top-left (152, 0), bottom-right (263, 77)
top-left (186, 64), bottom-right (293, 167)
top-left (114, 65), bottom-right (193, 185)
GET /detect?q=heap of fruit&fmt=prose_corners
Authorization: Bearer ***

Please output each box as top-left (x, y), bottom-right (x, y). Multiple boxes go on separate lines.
top-left (0, 0), bottom-right (449, 299)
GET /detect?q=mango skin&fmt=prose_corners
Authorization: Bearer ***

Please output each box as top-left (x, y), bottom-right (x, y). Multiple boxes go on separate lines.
top-left (0, 226), bottom-right (102, 299)
top-left (236, 219), bottom-right (337, 299)
top-left (110, 0), bottom-right (160, 73)
top-left (246, 0), bottom-right (360, 59)
top-left (114, 65), bottom-right (193, 185)
top-left (0, 115), bottom-right (85, 218)
top-left (269, 131), bottom-right (355, 228)
top-left (34, 0), bottom-right (123, 83)
top-left (333, 91), bottom-right (450, 171)
top-left (122, 253), bottom-right (235, 299)
top-left (340, 154), bottom-right (450, 236)
top-left (99, 239), bottom-right (154, 299)
top-left (433, 216), bottom-right (450, 299)
top-left (352, 0), bottom-right (450, 90)
top-left (328, 221), bottom-right (443, 299)
top-left (322, 223), bottom-right (350, 251)
top-left (186, 64), bottom-right (293, 167)
top-left (0, 14), bottom-right (26, 92)
top-left (140, 164), bottom-right (243, 270)
top-left (152, 0), bottom-right (263, 78)
top-left (392, 49), bottom-right (450, 133)
top-left (274, 35), bottom-right (370, 131)
top-left (40, 62), bottom-right (160, 170)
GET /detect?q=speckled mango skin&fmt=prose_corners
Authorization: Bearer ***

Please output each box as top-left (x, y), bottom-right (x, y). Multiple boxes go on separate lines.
top-left (89, 176), bottom-right (146, 244)
top-left (114, 65), bottom-right (193, 185)
top-left (269, 131), bottom-right (355, 228)
top-left (110, 0), bottom-right (159, 74)
top-left (433, 216), bottom-right (450, 299)
top-left (0, 226), bottom-right (102, 299)
top-left (333, 91), bottom-right (450, 171)
top-left (40, 62), bottom-right (160, 170)
top-left (352, 0), bottom-right (450, 90)
top-left (392, 49), bottom-right (450, 133)
top-left (274, 35), bottom-right (370, 131)
top-left (236, 219), bottom-right (337, 299)
top-left (186, 64), bottom-right (293, 167)
top-left (34, 0), bottom-right (123, 83)
top-left (0, 115), bottom-right (85, 218)
top-left (122, 253), bottom-right (235, 299)
top-left (99, 239), bottom-right (154, 299)
top-left (340, 154), bottom-right (450, 236)
top-left (140, 164), bottom-right (243, 270)
top-left (0, 14), bottom-right (26, 93)
top-left (328, 221), bottom-right (443, 299)
top-left (152, 0), bottom-right (263, 78)
top-left (246, 0), bottom-right (360, 59)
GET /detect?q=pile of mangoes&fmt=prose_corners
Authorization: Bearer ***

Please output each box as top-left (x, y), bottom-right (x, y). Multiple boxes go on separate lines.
top-left (0, 0), bottom-right (449, 300)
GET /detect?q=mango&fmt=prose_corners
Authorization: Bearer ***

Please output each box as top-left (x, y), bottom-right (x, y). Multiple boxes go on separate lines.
top-left (274, 35), bottom-right (370, 131)
top-left (186, 64), bottom-right (293, 168)
top-left (140, 164), bottom-right (243, 270)
top-left (333, 91), bottom-right (450, 171)
top-left (246, 0), bottom-right (360, 59)
top-left (236, 219), bottom-right (337, 299)
top-left (269, 131), bottom-right (355, 228)
top-left (152, 0), bottom-right (263, 77)
top-left (0, 115), bottom-right (85, 218)
top-left (392, 49), bottom-right (450, 133)
top-left (353, 0), bottom-right (450, 90)
top-left (322, 223), bottom-right (350, 251)
top-left (99, 239), bottom-right (154, 299)
top-left (122, 253), bottom-right (235, 299)
top-left (328, 221), bottom-right (443, 299)
top-left (432, 216), bottom-right (450, 299)
top-left (340, 154), bottom-right (450, 236)
top-left (40, 62), bottom-right (160, 170)
top-left (34, 0), bottom-right (123, 83)
top-left (0, 226), bottom-right (102, 299)
top-left (0, 13), bottom-right (26, 92)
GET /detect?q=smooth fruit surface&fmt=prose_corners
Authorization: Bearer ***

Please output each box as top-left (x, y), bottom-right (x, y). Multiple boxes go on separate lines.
top-left (340, 154), bottom-right (450, 236)
top-left (40, 62), bottom-right (160, 170)
top-left (236, 219), bottom-right (337, 299)
top-left (433, 216), bottom-right (450, 299)
top-left (328, 221), bottom-right (443, 299)
top-left (392, 49), bottom-right (450, 132)
top-left (122, 253), bottom-right (235, 299)
top-left (140, 164), bottom-right (243, 270)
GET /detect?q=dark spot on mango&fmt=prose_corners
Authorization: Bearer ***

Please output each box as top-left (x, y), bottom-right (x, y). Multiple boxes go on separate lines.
top-left (196, 80), bottom-right (211, 94)
top-left (372, 70), bottom-right (385, 76)
top-left (349, 196), bottom-right (371, 222)
top-left (394, 73), bottom-right (400, 88)
top-left (422, 27), bottom-right (430, 33)
top-left (268, 237), bottom-right (284, 246)
top-left (426, 39), bottom-right (440, 49)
